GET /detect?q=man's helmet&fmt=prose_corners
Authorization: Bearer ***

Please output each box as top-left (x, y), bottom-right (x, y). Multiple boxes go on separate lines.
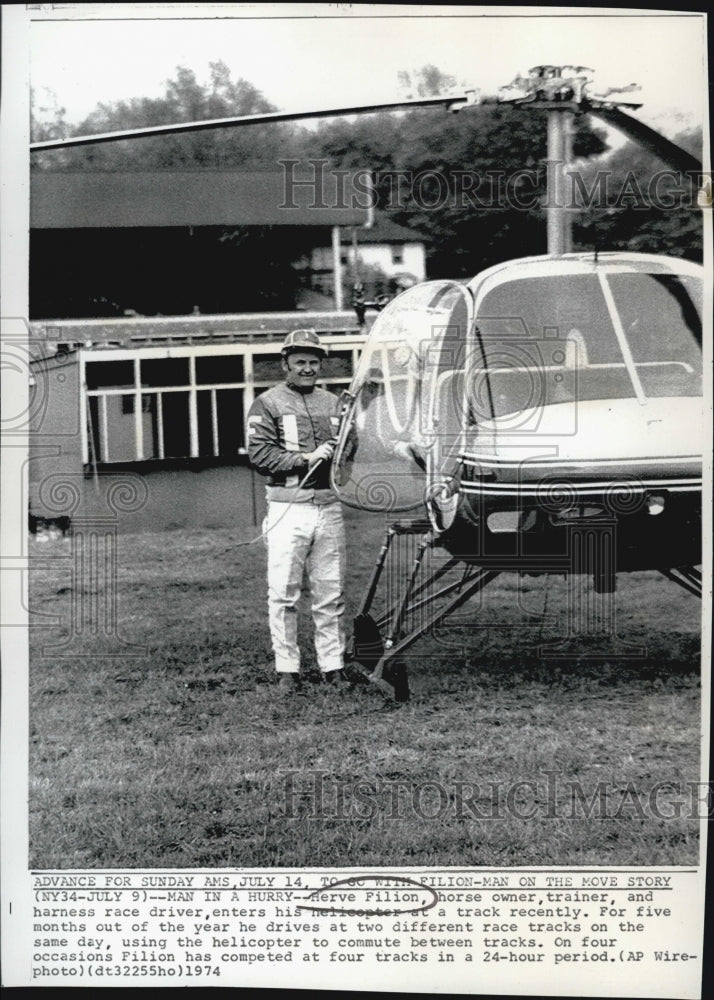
top-left (281, 328), bottom-right (327, 358)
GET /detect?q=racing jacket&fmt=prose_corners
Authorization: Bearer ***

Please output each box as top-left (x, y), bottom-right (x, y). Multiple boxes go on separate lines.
top-left (247, 382), bottom-right (341, 504)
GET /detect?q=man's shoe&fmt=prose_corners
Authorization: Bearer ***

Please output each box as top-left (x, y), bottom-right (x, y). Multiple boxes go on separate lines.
top-left (278, 673), bottom-right (301, 692)
top-left (323, 669), bottom-right (349, 688)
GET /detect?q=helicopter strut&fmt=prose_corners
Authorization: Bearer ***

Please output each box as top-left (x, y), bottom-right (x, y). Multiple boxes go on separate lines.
top-left (347, 519), bottom-right (501, 702)
top-left (658, 566), bottom-right (702, 599)
top-left (346, 516), bottom-right (703, 702)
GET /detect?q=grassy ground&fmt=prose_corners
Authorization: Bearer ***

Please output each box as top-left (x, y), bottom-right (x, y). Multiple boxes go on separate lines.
top-left (29, 507), bottom-right (702, 869)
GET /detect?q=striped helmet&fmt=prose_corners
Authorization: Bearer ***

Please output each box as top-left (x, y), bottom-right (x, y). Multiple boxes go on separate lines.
top-left (281, 328), bottom-right (327, 358)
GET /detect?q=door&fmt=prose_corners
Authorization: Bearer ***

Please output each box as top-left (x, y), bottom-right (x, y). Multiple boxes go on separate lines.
top-left (331, 281), bottom-right (474, 516)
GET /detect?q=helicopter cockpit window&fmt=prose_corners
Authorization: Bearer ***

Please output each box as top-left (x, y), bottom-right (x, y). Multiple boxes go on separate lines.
top-left (332, 281), bottom-right (470, 511)
top-left (472, 270), bottom-right (702, 420)
top-left (474, 274), bottom-right (628, 419)
top-left (605, 272), bottom-right (702, 398)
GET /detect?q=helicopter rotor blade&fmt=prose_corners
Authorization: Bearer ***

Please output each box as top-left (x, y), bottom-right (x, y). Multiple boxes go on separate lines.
top-left (30, 91), bottom-right (479, 152)
top-left (588, 105), bottom-right (702, 175)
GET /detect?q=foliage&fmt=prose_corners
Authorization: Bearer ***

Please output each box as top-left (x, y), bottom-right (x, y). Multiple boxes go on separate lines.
top-left (31, 87), bottom-right (71, 144)
top-left (398, 65), bottom-right (459, 98)
top-left (572, 126), bottom-right (703, 260)
top-left (33, 61), bottom-right (302, 170)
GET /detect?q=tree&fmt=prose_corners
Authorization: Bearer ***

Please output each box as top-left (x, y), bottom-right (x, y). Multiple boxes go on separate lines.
top-left (397, 65), bottom-right (458, 98)
top-left (32, 61), bottom-right (302, 170)
top-left (30, 88), bottom-right (73, 169)
top-left (572, 125), bottom-right (703, 260)
top-left (31, 87), bottom-right (70, 140)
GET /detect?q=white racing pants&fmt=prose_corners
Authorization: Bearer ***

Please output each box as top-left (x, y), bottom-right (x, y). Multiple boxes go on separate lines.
top-left (265, 500), bottom-right (346, 674)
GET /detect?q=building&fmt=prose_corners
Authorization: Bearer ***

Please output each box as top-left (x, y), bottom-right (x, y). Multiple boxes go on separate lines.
top-left (30, 169), bottom-right (373, 317)
top-left (310, 211), bottom-right (428, 300)
top-left (27, 169), bottom-right (410, 528)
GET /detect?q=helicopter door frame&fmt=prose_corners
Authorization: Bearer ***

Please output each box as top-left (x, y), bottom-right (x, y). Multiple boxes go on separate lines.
top-left (596, 269), bottom-right (647, 405)
top-left (422, 283), bottom-right (476, 533)
top-left (331, 280), bottom-right (475, 513)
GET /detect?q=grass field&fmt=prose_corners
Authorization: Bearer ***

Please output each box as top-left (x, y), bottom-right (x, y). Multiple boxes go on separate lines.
top-left (29, 505), bottom-right (702, 869)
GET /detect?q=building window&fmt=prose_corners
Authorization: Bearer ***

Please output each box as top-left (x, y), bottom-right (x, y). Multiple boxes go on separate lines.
top-left (252, 353), bottom-right (283, 382)
top-left (141, 357), bottom-right (190, 386)
top-left (196, 354), bottom-right (244, 384)
top-left (121, 395), bottom-right (153, 415)
top-left (86, 359), bottom-right (134, 389)
top-left (320, 351), bottom-right (353, 378)
top-left (391, 246), bottom-right (405, 265)
top-left (161, 392), bottom-right (191, 458)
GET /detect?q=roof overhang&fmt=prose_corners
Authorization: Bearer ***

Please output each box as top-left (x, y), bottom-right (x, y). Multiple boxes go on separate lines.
top-left (31, 170), bottom-right (372, 229)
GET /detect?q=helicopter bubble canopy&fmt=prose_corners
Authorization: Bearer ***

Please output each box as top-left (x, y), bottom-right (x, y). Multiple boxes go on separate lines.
top-left (331, 281), bottom-right (473, 512)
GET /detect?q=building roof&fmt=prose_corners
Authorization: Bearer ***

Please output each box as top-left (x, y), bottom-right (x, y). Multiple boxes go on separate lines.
top-left (356, 212), bottom-right (430, 244)
top-left (29, 310), bottom-right (366, 349)
top-left (31, 170), bottom-right (371, 229)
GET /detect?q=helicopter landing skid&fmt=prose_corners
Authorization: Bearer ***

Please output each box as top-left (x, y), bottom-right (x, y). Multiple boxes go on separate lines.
top-left (658, 566), bottom-right (702, 599)
top-left (346, 519), bottom-right (499, 702)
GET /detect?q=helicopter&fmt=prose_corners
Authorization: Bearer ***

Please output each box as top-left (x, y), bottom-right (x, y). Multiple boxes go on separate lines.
top-left (330, 248), bottom-right (703, 699)
top-left (31, 65), bottom-right (706, 701)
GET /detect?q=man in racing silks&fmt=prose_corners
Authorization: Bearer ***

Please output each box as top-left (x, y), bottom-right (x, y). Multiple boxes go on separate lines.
top-left (247, 329), bottom-right (348, 693)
